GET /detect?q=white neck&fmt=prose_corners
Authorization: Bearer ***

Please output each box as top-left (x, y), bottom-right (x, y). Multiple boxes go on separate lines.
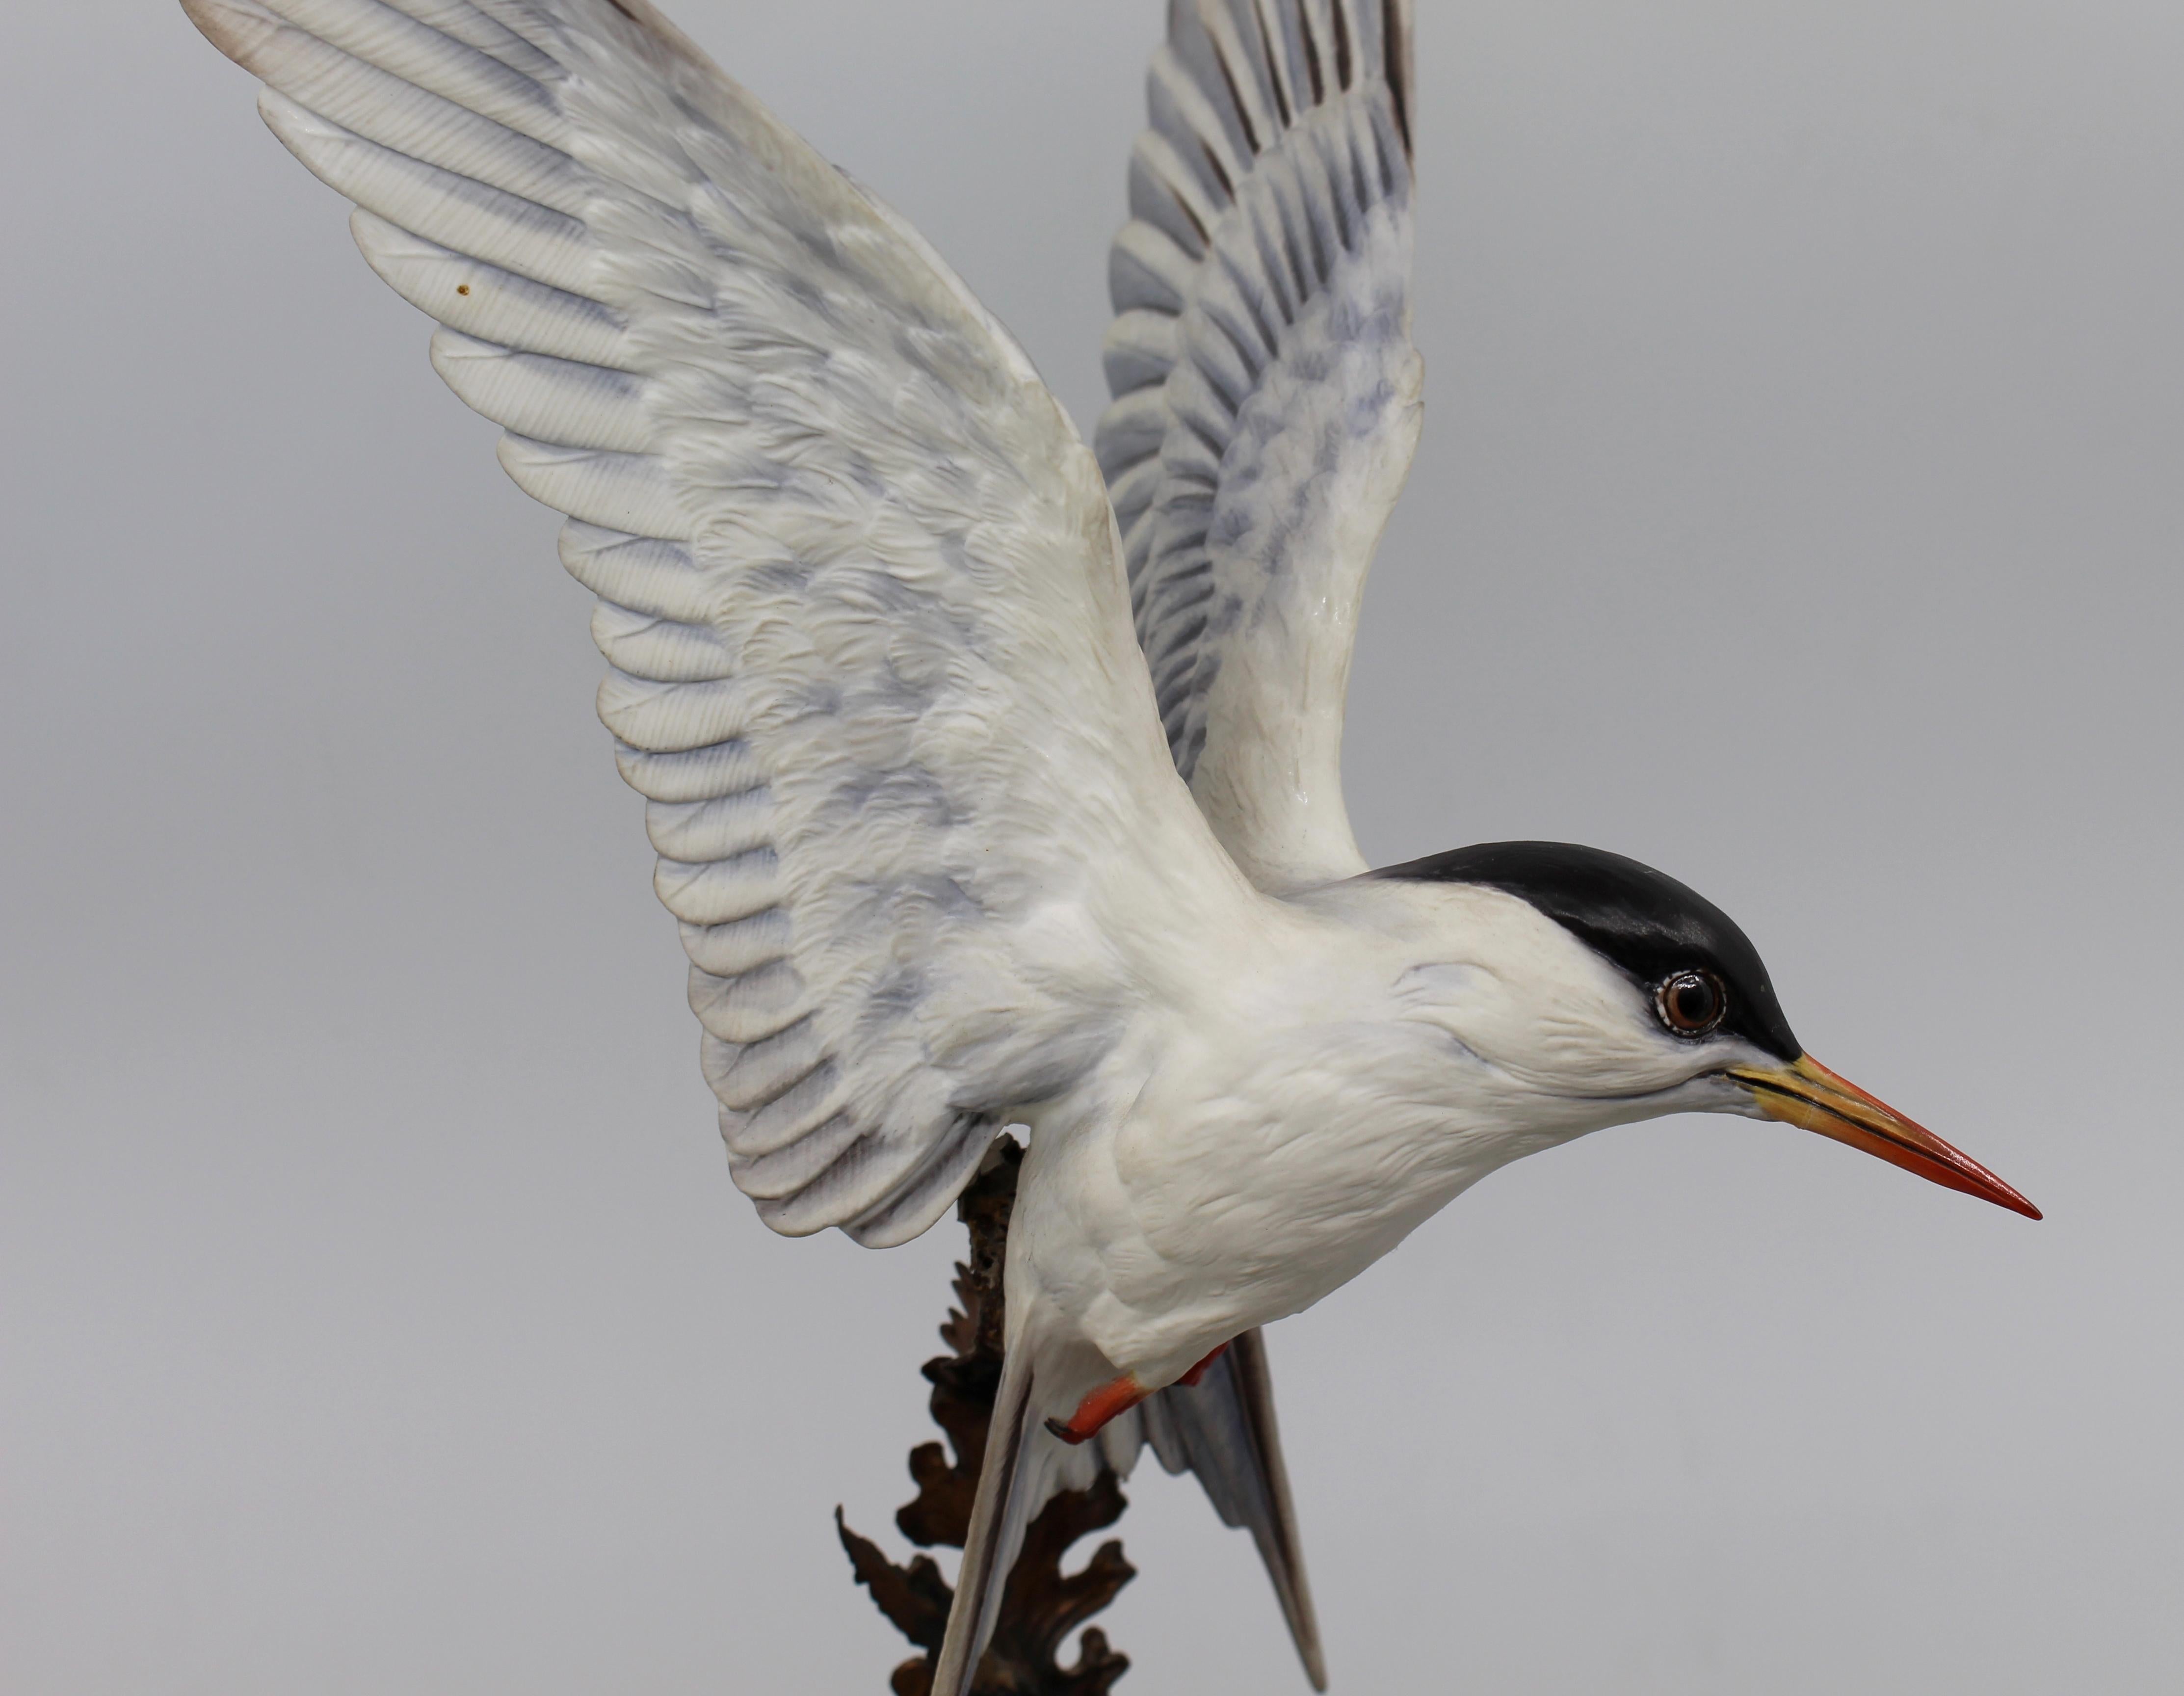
top-left (1015, 877), bottom-right (1684, 1382)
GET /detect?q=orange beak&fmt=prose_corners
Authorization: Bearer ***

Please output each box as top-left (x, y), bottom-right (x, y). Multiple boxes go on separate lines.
top-left (1728, 1054), bottom-right (2042, 1220)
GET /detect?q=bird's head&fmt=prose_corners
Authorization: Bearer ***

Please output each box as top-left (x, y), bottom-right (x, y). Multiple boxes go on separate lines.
top-left (1365, 841), bottom-right (2041, 1220)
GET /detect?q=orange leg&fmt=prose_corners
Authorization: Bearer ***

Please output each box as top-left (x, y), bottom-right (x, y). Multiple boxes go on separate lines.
top-left (1045, 1373), bottom-right (1149, 1445)
top-left (1044, 1341), bottom-right (1235, 1445)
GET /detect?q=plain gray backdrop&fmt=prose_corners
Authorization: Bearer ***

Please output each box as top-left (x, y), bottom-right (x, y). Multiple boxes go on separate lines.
top-left (4, 2), bottom-right (2179, 1691)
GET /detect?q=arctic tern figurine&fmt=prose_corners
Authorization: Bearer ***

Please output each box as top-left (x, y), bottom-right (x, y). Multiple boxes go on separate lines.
top-left (180, 1), bottom-right (2041, 1689)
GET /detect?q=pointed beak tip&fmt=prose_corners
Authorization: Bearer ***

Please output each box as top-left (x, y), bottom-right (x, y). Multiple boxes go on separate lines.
top-left (1735, 1054), bottom-right (2041, 1223)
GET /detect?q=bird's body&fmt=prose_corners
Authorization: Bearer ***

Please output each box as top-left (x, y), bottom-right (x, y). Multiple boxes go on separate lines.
top-left (178, 1), bottom-right (2040, 1690)
top-left (1017, 877), bottom-right (1714, 1401)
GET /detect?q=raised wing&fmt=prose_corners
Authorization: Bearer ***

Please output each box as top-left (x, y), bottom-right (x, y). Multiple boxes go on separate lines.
top-left (1098, 0), bottom-right (1422, 894)
top-left (182, 0), bottom-right (1253, 1248)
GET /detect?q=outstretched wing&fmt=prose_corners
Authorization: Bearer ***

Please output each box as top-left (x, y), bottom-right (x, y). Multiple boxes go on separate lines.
top-left (1099, 0), bottom-right (1422, 894)
top-left (182, 0), bottom-right (1254, 1248)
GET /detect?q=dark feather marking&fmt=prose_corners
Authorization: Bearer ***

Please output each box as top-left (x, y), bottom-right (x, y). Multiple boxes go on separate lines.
top-left (790, 1127), bottom-right (881, 1205)
top-left (1190, 344), bottom-right (1246, 415)
top-left (1257, 2), bottom-right (1294, 127)
top-left (1181, 723), bottom-right (1208, 774)
top-left (1369, 100), bottom-right (1397, 198)
top-left (1383, 0), bottom-right (1412, 157)
top-left (1155, 648), bottom-right (1201, 692)
top-left (1217, 241), bottom-right (1288, 344)
top-left (1157, 171), bottom-right (1211, 247)
top-left (1158, 475), bottom-right (1220, 512)
top-left (1293, 138), bottom-right (1335, 280)
top-left (1259, 171), bottom-right (1313, 311)
top-left (1151, 551), bottom-right (1216, 584)
top-left (1197, 288), bottom-right (1277, 378)
top-left (1199, 296), bottom-right (1270, 382)
top-left (1209, 28), bottom-right (1262, 154)
top-left (1178, 407), bottom-right (1231, 461)
top-left (1199, 138), bottom-right (1235, 200)
top-left (1312, 125), bottom-right (1355, 249)
top-left (1300, 5), bottom-right (1325, 105)
top-left (1244, 194), bottom-right (1301, 322)
top-left (1153, 537), bottom-right (1223, 577)
top-left (1164, 611), bottom-right (1211, 651)
top-left (1347, 112), bottom-right (1374, 220)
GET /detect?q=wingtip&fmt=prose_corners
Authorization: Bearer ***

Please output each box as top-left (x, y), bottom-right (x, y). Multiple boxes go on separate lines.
top-left (178, 0), bottom-right (261, 62)
top-left (1195, 1328), bottom-right (1329, 1691)
top-left (1293, 1601), bottom-right (1331, 1690)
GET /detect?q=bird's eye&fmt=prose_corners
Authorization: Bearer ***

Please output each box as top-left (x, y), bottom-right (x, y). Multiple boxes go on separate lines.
top-left (1658, 970), bottom-right (1728, 1037)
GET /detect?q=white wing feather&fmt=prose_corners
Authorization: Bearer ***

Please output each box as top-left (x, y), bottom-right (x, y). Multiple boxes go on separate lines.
top-left (1099, 0), bottom-right (1422, 894)
top-left (184, 0), bottom-right (1256, 1247)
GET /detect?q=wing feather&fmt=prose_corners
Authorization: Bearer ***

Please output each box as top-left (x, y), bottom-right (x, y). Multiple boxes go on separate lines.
top-left (1099, 0), bottom-right (1422, 894)
top-left (185, 0), bottom-right (1255, 1250)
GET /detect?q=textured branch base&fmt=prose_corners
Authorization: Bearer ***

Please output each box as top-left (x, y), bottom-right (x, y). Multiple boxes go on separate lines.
top-left (838, 1140), bottom-right (1135, 1696)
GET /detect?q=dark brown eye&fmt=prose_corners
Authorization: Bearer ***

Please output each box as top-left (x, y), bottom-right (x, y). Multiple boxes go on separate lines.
top-left (1658, 970), bottom-right (1727, 1036)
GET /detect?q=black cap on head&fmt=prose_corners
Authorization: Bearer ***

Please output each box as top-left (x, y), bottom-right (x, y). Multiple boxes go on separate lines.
top-left (1371, 841), bottom-right (1802, 1061)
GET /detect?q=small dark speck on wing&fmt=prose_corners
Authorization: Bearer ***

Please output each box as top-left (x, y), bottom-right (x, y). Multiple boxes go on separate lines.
top-left (456, 284), bottom-right (471, 296)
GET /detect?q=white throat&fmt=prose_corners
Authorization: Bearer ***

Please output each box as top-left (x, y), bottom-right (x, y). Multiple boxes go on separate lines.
top-left (1009, 876), bottom-right (1720, 1386)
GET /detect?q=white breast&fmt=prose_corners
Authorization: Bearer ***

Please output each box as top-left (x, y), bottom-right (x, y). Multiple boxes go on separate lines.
top-left (1009, 888), bottom-right (1619, 1384)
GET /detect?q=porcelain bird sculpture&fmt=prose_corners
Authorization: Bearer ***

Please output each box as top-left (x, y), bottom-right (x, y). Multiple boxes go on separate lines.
top-left (180, 1), bottom-right (2042, 1689)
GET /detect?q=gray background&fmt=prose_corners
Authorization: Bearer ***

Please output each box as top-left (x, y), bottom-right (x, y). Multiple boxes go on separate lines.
top-left (3, 2), bottom-right (2179, 1691)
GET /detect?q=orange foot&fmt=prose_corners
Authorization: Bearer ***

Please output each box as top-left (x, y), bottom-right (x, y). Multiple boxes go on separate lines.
top-left (1044, 1373), bottom-right (1146, 1445)
top-left (1044, 1342), bottom-right (1233, 1445)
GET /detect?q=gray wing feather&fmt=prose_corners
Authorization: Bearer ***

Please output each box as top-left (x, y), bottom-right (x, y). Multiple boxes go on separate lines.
top-left (1099, 0), bottom-right (1422, 894)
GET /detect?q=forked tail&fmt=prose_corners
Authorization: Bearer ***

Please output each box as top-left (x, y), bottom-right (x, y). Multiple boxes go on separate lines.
top-left (1143, 1328), bottom-right (1327, 1690)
